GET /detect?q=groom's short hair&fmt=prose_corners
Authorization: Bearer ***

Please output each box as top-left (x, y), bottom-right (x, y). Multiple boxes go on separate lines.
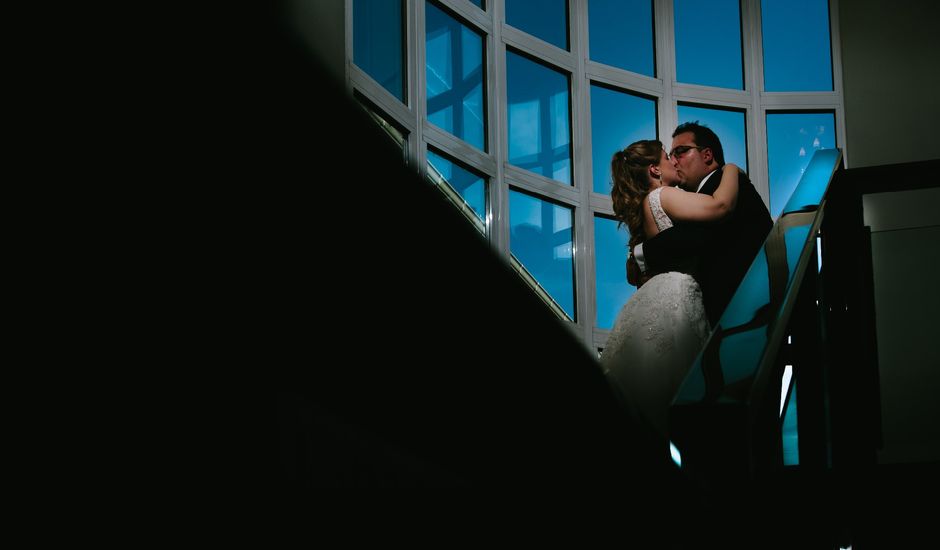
top-left (673, 121), bottom-right (725, 166)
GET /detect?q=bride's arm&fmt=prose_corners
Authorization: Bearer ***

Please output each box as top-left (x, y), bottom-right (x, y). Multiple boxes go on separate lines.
top-left (660, 163), bottom-right (740, 222)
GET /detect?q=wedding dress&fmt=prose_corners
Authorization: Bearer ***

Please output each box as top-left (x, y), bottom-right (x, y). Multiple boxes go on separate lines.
top-left (600, 187), bottom-right (710, 437)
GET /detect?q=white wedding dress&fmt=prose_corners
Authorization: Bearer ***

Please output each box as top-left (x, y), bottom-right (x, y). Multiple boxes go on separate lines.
top-left (600, 187), bottom-right (711, 437)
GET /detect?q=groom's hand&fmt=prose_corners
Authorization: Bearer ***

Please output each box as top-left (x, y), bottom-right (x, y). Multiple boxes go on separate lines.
top-left (627, 255), bottom-right (649, 288)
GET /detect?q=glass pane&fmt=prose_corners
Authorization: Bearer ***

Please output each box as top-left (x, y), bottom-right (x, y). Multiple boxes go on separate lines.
top-left (595, 216), bottom-right (636, 330)
top-left (766, 112), bottom-right (836, 219)
top-left (356, 92), bottom-right (409, 158)
top-left (588, 0), bottom-right (654, 77)
top-left (505, 0), bottom-right (568, 50)
top-left (507, 51), bottom-right (572, 185)
top-left (676, 104), bottom-right (748, 172)
top-left (590, 84), bottom-right (657, 194)
top-left (427, 149), bottom-right (487, 225)
top-left (468, 0), bottom-right (484, 9)
top-left (782, 379), bottom-right (800, 465)
top-left (761, 0), bottom-right (833, 91)
top-left (509, 190), bottom-right (575, 319)
top-left (674, 0), bottom-right (743, 89)
top-left (426, 1), bottom-right (487, 151)
top-left (353, 0), bottom-right (405, 101)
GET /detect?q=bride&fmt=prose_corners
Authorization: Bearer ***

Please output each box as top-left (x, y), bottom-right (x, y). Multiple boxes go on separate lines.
top-left (601, 139), bottom-right (740, 439)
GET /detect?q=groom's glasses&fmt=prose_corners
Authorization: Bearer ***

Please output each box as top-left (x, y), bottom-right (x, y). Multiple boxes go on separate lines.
top-left (670, 145), bottom-right (703, 159)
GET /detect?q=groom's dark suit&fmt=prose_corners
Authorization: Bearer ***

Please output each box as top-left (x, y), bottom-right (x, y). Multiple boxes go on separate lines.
top-left (642, 167), bottom-right (772, 325)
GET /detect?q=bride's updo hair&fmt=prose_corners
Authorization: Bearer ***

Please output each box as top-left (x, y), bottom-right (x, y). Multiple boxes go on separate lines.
top-left (610, 139), bottom-right (663, 252)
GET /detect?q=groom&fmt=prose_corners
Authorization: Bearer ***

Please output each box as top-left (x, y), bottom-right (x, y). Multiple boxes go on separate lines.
top-left (631, 122), bottom-right (773, 325)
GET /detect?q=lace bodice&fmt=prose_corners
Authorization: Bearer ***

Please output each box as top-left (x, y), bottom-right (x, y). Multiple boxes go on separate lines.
top-left (647, 187), bottom-right (674, 232)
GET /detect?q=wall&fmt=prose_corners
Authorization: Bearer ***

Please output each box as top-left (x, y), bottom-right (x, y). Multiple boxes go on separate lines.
top-left (284, 0), bottom-right (345, 83)
top-left (839, 0), bottom-right (940, 168)
top-left (863, 187), bottom-right (940, 464)
top-left (841, 2), bottom-right (940, 464)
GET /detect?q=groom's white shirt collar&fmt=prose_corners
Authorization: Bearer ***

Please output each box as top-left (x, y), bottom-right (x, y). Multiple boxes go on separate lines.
top-left (696, 167), bottom-right (719, 193)
top-left (633, 167), bottom-right (720, 273)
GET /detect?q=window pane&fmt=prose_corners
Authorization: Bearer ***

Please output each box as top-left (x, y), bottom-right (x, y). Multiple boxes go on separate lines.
top-left (588, 0), bottom-right (654, 77)
top-left (505, 0), bottom-right (568, 50)
top-left (427, 149), bottom-right (487, 226)
top-left (507, 51), bottom-right (572, 185)
top-left (766, 112), bottom-right (836, 219)
top-left (674, 0), bottom-right (743, 89)
top-left (509, 190), bottom-right (575, 319)
top-left (761, 0), bottom-right (833, 91)
top-left (590, 85), bottom-right (657, 194)
top-left (595, 216), bottom-right (636, 330)
top-left (356, 92), bottom-right (409, 158)
top-left (468, 0), bottom-right (484, 9)
top-left (426, 1), bottom-right (487, 151)
top-left (677, 104), bottom-right (748, 172)
top-left (353, 0), bottom-right (405, 101)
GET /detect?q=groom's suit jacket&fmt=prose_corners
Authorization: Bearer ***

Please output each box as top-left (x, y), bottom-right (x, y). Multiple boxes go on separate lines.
top-left (642, 167), bottom-right (772, 326)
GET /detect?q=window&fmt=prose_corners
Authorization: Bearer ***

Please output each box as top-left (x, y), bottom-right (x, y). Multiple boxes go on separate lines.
top-left (674, 0), bottom-right (743, 89)
top-left (426, 1), bottom-right (487, 151)
top-left (353, 0), bottom-right (405, 101)
top-left (344, 0), bottom-right (843, 349)
top-left (766, 112), bottom-right (836, 218)
top-left (595, 215), bottom-right (635, 329)
top-left (761, 0), bottom-right (833, 91)
top-left (590, 84), bottom-right (657, 194)
top-left (504, 0), bottom-right (568, 50)
top-left (427, 149), bottom-right (488, 229)
top-left (355, 92), bottom-right (409, 157)
top-left (507, 50), bottom-right (572, 185)
top-left (677, 104), bottom-right (748, 171)
top-left (588, 0), bottom-right (654, 77)
top-left (510, 189), bottom-right (575, 320)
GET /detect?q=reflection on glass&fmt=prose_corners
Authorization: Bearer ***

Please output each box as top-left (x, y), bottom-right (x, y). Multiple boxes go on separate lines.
top-left (353, 0), bottom-right (405, 101)
top-left (780, 364), bottom-right (793, 416)
top-left (720, 247), bottom-right (770, 330)
top-left (594, 216), bottom-right (635, 329)
top-left (588, 0), bottom-right (654, 77)
top-left (356, 93), bottom-right (409, 157)
top-left (767, 112), bottom-right (836, 219)
top-left (509, 189), bottom-right (575, 319)
top-left (590, 85), bottom-right (657, 194)
top-left (782, 379), bottom-right (800, 465)
top-left (674, 0), bottom-right (743, 89)
top-left (427, 149), bottom-right (487, 225)
top-left (670, 441), bottom-right (683, 468)
top-left (675, 150), bottom-right (842, 406)
top-left (677, 105), bottom-right (747, 172)
top-left (507, 51), bottom-right (572, 185)
top-left (718, 329), bottom-right (768, 387)
top-left (505, 0), bottom-right (568, 50)
top-left (761, 0), bottom-right (833, 92)
top-left (426, 2), bottom-right (486, 151)
top-left (784, 226), bottom-right (812, 282)
top-left (816, 235), bottom-right (822, 273)
top-left (713, 225), bottom-right (811, 390)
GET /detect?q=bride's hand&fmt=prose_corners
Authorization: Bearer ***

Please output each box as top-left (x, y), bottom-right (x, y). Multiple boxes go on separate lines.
top-left (627, 255), bottom-right (650, 288)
